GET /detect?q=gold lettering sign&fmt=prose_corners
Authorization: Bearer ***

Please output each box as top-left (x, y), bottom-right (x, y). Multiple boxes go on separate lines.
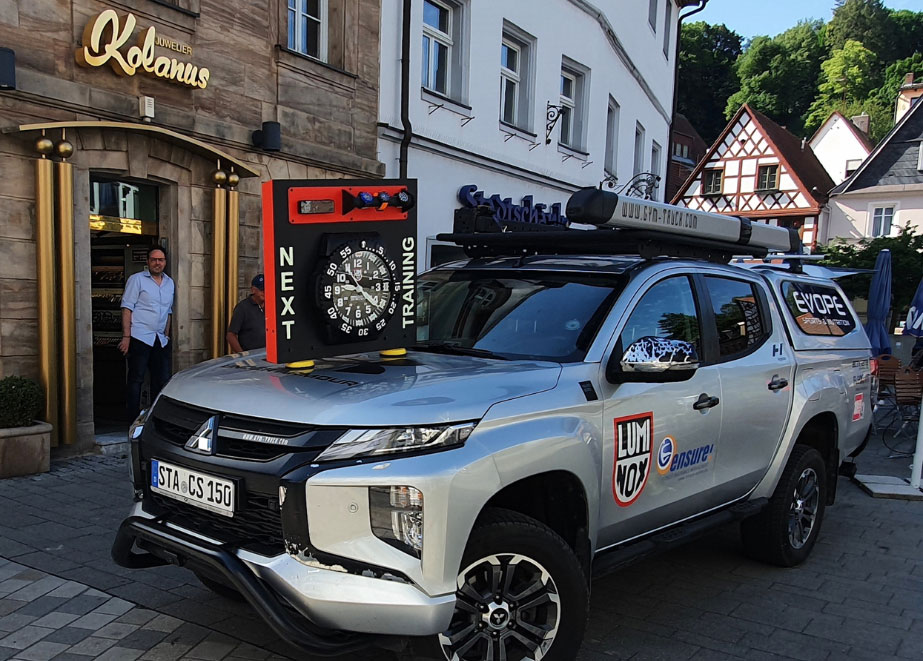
top-left (75, 10), bottom-right (210, 89)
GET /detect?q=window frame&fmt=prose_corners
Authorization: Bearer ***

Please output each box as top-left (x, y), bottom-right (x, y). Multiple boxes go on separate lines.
top-left (633, 122), bottom-right (645, 176)
top-left (422, 0), bottom-right (454, 96)
top-left (499, 38), bottom-right (521, 126)
top-left (698, 274), bottom-right (772, 364)
top-left (559, 69), bottom-right (577, 148)
top-left (756, 164), bottom-right (779, 192)
top-left (605, 96), bottom-right (620, 177)
top-left (662, 1), bottom-right (672, 56)
top-left (871, 205), bottom-right (895, 237)
top-left (702, 168), bottom-right (723, 196)
top-left (648, 0), bottom-right (658, 31)
top-left (651, 141), bottom-right (662, 198)
top-left (498, 23), bottom-right (534, 132)
top-left (287, 0), bottom-right (327, 62)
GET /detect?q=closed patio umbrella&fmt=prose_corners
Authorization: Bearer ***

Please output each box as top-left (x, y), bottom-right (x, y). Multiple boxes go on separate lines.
top-left (865, 249), bottom-right (892, 356)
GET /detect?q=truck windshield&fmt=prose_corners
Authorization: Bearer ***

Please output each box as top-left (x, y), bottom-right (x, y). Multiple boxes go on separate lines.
top-left (414, 270), bottom-right (624, 362)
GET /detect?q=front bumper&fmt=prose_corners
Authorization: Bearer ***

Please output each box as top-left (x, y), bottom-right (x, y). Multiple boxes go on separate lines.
top-left (111, 509), bottom-right (455, 655)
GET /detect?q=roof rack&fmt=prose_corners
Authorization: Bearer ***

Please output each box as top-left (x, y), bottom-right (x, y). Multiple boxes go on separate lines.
top-left (438, 188), bottom-right (803, 265)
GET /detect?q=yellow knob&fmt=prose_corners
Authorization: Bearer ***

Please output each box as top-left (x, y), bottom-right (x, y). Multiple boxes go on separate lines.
top-left (285, 359), bottom-right (315, 369)
top-left (380, 348), bottom-right (407, 357)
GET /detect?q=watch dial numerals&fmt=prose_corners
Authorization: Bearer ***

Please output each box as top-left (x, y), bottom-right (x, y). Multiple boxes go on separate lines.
top-left (317, 242), bottom-right (398, 338)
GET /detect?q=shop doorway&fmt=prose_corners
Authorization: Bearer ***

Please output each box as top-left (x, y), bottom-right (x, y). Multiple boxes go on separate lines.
top-left (89, 175), bottom-right (161, 431)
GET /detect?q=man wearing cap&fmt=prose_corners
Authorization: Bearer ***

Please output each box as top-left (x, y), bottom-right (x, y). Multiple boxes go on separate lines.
top-left (227, 274), bottom-right (266, 353)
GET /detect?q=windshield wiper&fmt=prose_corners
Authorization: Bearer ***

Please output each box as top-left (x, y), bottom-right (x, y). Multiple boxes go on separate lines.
top-left (410, 341), bottom-right (510, 360)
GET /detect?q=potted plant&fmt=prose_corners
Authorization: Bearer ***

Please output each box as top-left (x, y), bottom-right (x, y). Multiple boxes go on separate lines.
top-left (0, 376), bottom-right (51, 477)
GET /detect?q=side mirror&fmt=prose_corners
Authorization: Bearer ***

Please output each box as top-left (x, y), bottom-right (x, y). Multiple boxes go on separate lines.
top-left (607, 336), bottom-right (699, 383)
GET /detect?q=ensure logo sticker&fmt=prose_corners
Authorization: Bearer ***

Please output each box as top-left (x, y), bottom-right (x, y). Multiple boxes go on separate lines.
top-left (656, 436), bottom-right (676, 476)
top-left (853, 393), bottom-right (864, 422)
top-left (613, 412), bottom-right (653, 507)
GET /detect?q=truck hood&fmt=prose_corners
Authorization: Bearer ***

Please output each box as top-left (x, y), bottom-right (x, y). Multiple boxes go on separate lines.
top-left (160, 350), bottom-right (562, 426)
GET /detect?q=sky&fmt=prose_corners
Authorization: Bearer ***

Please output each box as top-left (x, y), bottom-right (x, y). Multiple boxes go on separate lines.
top-left (694, 0), bottom-right (920, 40)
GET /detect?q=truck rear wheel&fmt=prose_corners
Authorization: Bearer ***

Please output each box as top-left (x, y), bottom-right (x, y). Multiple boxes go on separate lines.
top-left (741, 445), bottom-right (827, 567)
top-left (435, 508), bottom-right (588, 661)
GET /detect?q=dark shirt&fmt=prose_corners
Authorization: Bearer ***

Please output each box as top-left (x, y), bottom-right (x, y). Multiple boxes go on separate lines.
top-left (228, 296), bottom-right (266, 351)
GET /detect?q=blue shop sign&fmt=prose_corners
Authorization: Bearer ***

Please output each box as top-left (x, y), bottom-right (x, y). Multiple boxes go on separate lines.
top-left (457, 185), bottom-right (569, 227)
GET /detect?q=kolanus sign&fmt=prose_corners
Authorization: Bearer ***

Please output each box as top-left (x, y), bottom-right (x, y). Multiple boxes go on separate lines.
top-left (76, 10), bottom-right (209, 89)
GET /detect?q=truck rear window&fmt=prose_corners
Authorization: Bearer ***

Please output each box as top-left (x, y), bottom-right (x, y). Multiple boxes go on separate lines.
top-left (780, 281), bottom-right (856, 336)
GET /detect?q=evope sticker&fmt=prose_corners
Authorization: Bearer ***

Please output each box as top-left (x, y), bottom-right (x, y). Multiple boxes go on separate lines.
top-left (853, 394), bottom-right (864, 422)
top-left (613, 413), bottom-right (653, 507)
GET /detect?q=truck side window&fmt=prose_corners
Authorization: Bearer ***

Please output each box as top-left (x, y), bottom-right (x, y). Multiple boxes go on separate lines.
top-left (620, 276), bottom-right (700, 352)
top-left (704, 276), bottom-right (768, 359)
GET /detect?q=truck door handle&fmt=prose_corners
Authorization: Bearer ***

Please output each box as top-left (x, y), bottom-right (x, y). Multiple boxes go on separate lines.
top-left (693, 393), bottom-right (720, 410)
top-left (768, 376), bottom-right (789, 392)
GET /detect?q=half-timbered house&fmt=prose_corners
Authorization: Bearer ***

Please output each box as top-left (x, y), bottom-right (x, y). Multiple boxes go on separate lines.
top-left (671, 104), bottom-right (835, 250)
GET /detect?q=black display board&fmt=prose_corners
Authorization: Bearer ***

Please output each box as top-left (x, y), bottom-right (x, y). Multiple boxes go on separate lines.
top-left (261, 179), bottom-right (418, 363)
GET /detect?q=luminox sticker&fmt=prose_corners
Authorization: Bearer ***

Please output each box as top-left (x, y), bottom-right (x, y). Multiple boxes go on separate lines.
top-left (613, 413), bottom-right (653, 507)
top-left (853, 394), bottom-right (864, 422)
top-left (656, 436), bottom-right (676, 476)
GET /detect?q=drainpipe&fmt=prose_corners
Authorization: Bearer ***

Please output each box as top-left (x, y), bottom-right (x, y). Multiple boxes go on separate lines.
top-left (399, 0), bottom-right (413, 178)
top-left (667, 0), bottom-right (709, 199)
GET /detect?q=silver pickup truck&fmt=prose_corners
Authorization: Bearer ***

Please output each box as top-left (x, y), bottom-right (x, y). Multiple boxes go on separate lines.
top-left (113, 190), bottom-right (872, 661)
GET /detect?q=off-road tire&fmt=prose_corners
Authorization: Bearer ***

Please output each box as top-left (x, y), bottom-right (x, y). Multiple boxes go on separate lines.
top-left (741, 445), bottom-right (827, 567)
top-left (411, 508), bottom-right (589, 661)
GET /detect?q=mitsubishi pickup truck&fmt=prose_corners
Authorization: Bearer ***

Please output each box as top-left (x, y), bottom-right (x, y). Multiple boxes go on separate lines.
top-left (113, 187), bottom-right (872, 661)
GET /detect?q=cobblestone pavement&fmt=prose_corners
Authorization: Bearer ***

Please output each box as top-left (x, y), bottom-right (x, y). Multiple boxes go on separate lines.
top-left (0, 435), bottom-right (920, 660)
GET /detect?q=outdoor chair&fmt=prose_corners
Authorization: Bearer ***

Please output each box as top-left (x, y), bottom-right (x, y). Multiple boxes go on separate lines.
top-left (890, 369), bottom-right (922, 445)
top-left (872, 354), bottom-right (902, 432)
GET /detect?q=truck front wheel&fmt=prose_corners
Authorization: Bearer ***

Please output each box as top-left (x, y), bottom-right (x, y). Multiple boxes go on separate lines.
top-left (741, 445), bottom-right (827, 567)
top-left (435, 508), bottom-right (588, 661)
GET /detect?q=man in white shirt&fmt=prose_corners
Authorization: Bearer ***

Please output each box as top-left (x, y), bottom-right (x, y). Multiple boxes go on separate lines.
top-left (119, 247), bottom-right (175, 421)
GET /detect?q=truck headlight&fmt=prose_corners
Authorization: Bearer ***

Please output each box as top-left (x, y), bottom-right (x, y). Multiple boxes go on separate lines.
top-left (127, 408), bottom-right (150, 485)
top-left (370, 486), bottom-right (423, 558)
top-left (316, 423), bottom-right (474, 461)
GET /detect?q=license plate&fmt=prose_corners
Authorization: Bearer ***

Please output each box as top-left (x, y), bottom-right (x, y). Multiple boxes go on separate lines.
top-left (150, 459), bottom-right (235, 517)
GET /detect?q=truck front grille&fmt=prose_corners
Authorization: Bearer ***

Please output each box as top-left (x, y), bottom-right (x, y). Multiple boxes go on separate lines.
top-left (148, 490), bottom-right (284, 556)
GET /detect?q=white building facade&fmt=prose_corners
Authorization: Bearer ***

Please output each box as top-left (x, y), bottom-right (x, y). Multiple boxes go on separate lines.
top-left (378, 0), bottom-right (698, 267)
top-left (808, 112), bottom-right (872, 187)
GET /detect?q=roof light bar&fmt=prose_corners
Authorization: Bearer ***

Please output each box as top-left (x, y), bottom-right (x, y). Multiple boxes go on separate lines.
top-left (566, 188), bottom-right (801, 254)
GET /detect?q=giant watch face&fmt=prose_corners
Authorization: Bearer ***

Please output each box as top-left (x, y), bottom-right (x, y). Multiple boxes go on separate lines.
top-left (316, 239), bottom-right (398, 339)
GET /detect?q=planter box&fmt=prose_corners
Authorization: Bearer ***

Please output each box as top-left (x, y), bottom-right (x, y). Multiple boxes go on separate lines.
top-left (0, 421), bottom-right (52, 478)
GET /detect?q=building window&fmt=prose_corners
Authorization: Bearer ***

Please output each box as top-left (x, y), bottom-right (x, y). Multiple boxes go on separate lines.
top-left (287, 0), bottom-right (326, 61)
top-left (756, 164), bottom-right (779, 191)
top-left (673, 142), bottom-right (689, 159)
top-left (633, 123), bottom-right (645, 176)
top-left (605, 97), bottom-right (619, 176)
top-left (499, 40), bottom-right (520, 125)
top-left (663, 2), bottom-right (672, 56)
top-left (648, 0), bottom-right (657, 30)
top-left (651, 141), bottom-right (662, 198)
top-left (845, 158), bottom-right (862, 178)
top-left (872, 206), bottom-right (894, 237)
top-left (917, 143), bottom-right (923, 171)
top-left (559, 61), bottom-right (587, 150)
top-left (499, 25), bottom-right (533, 130)
top-left (703, 169), bottom-right (723, 195)
top-left (422, 0), bottom-right (453, 96)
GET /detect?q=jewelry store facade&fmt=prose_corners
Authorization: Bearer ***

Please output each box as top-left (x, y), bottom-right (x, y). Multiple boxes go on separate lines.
top-left (0, 0), bottom-right (383, 451)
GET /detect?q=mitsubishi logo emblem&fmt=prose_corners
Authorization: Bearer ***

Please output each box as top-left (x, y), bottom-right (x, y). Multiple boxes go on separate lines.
top-left (185, 416), bottom-right (218, 455)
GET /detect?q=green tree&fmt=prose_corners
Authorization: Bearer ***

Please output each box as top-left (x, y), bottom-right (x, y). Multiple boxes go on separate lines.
top-left (889, 10), bottom-right (923, 62)
top-left (818, 226), bottom-right (923, 325)
top-left (804, 40), bottom-right (880, 135)
top-left (874, 55), bottom-right (923, 111)
top-left (725, 21), bottom-right (826, 134)
top-left (826, 0), bottom-right (895, 62)
top-left (677, 21), bottom-right (743, 144)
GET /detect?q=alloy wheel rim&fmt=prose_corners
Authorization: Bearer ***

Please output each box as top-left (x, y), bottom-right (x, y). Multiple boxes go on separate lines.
top-left (788, 467), bottom-right (819, 549)
top-left (439, 553), bottom-right (561, 661)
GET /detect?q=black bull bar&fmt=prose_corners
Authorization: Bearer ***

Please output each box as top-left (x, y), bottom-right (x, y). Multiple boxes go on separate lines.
top-left (111, 516), bottom-right (380, 657)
